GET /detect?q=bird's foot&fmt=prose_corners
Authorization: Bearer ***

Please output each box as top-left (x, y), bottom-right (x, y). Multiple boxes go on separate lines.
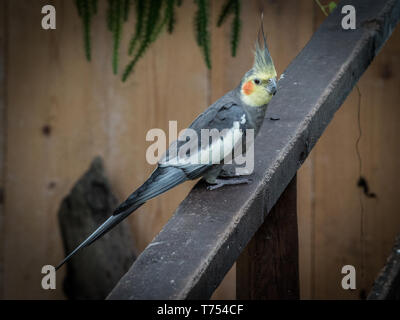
top-left (206, 177), bottom-right (252, 191)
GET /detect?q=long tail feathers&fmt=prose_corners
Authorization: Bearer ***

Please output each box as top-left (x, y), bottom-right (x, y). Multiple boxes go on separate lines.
top-left (56, 166), bottom-right (188, 270)
top-left (56, 213), bottom-right (130, 270)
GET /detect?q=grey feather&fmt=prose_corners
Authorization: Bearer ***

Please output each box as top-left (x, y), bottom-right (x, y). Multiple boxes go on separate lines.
top-left (56, 213), bottom-right (131, 270)
top-left (114, 166), bottom-right (188, 215)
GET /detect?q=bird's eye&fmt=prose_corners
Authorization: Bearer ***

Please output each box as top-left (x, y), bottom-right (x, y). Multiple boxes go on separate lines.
top-left (254, 79), bottom-right (261, 85)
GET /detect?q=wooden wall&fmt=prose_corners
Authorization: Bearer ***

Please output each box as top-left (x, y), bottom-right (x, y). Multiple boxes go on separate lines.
top-left (0, 0), bottom-right (399, 299)
top-left (298, 8), bottom-right (400, 299)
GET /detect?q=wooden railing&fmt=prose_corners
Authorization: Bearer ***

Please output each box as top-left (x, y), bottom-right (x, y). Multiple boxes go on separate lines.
top-left (107, 0), bottom-right (400, 300)
top-left (368, 235), bottom-right (400, 300)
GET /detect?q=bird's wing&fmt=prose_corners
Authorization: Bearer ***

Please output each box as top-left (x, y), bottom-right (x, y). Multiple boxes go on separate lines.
top-left (159, 94), bottom-right (249, 180)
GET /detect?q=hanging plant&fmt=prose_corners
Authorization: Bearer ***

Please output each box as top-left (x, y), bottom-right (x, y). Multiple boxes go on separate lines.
top-left (123, 0), bottom-right (131, 21)
top-left (107, 0), bottom-right (127, 74)
top-left (123, 0), bottom-right (164, 81)
top-left (315, 0), bottom-right (337, 16)
top-left (127, 0), bottom-right (147, 56)
top-left (217, 0), bottom-right (241, 57)
top-left (194, 0), bottom-right (211, 69)
top-left (74, 0), bottom-right (244, 81)
top-left (75, 0), bottom-right (98, 61)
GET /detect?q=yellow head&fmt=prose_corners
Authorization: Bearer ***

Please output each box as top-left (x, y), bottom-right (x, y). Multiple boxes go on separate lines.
top-left (240, 39), bottom-right (277, 107)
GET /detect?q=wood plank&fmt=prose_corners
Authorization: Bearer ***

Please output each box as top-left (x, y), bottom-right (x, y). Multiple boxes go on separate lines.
top-left (237, 175), bottom-right (299, 300)
top-left (311, 4), bottom-right (361, 300)
top-left (108, 0), bottom-right (400, 300)
top-left (368, 235), bottom-right (400, 300)
top-left (297, 154), bottom-right (315, 299)
top-left (357, 24), bottom-right (400, 299)
top-left (311, 5), bottom-right (400, 299)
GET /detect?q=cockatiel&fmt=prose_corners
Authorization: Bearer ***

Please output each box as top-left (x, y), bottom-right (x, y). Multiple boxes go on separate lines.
top-left (56, 28), bottom-right (277, 270)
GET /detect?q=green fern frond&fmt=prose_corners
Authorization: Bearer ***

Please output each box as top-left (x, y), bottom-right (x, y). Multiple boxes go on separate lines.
top-left (147, 0), bottom-right (163, 41)
top-left (216, 0), bottom-right (241, 57)
top-left (75, 0), bottom-right (242, 81)
top-left (75, 0), bottom-right (83, 16)
top-left (128, 0), bottom-right (147, 55)
top-left (123, 0), bottom-right (131, 21)
top-left (82, 0), bottom-right (92, 61)
top-left (109, 0), bottom-right (124, 74)
top-left (91, 0), bottom-right (98, 14)
top-left (166, 0), bottom-right (176, 34)
top-left (194, 0), bottom-right (211, 69)
top-left (75, 0), bottom-right (93, 60)
top-left (194, 0), bottom-right (203, 46)
top-left (123, 0), bottom-right (163, 81)
top-left (230, 0), bottom-right (240, 57)
top-left (217, 0), bottom-right (234, 27)
top-left (150, 1), bottom-right (169, 42)
top-left (315, 0), bottom-right (328, 16)
top-left (107, 0), bottom-right (114, 31)
top-left (315, 0), bottom-right (337, 16)
top-left (327, 1), bottom-right (337, 13)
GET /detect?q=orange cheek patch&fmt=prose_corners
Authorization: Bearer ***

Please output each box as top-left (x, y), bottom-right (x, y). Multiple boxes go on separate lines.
top-left (242, 81), bottom-right (254, 95)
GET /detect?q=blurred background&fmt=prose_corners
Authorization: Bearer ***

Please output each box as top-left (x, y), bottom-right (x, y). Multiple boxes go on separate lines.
top-left (0, 0), bottom-right (399, 299)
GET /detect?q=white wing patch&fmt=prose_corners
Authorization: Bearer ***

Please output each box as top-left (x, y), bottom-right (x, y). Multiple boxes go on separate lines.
top-left (160, 119), bottom-right (244, 167)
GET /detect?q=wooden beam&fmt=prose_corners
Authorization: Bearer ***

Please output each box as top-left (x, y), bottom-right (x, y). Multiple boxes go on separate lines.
top-left (108, 0), bottom-right (400, 300)
top-left (237, 175), bottom-right (299, 300)
top-left (368, 235), bottom-right (400, 300)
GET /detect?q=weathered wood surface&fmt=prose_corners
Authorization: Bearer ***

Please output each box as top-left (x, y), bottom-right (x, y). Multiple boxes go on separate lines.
top-left (305, 2), bottom-right (400, 299)
top-left (237, 175), bottom-right (299, 300)
top-left (59, 157), bottom-right (136, 300)
top-left (108, 0), bottom-right (400, 299)
top-left (368, 235), bottom-right (400, 300)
